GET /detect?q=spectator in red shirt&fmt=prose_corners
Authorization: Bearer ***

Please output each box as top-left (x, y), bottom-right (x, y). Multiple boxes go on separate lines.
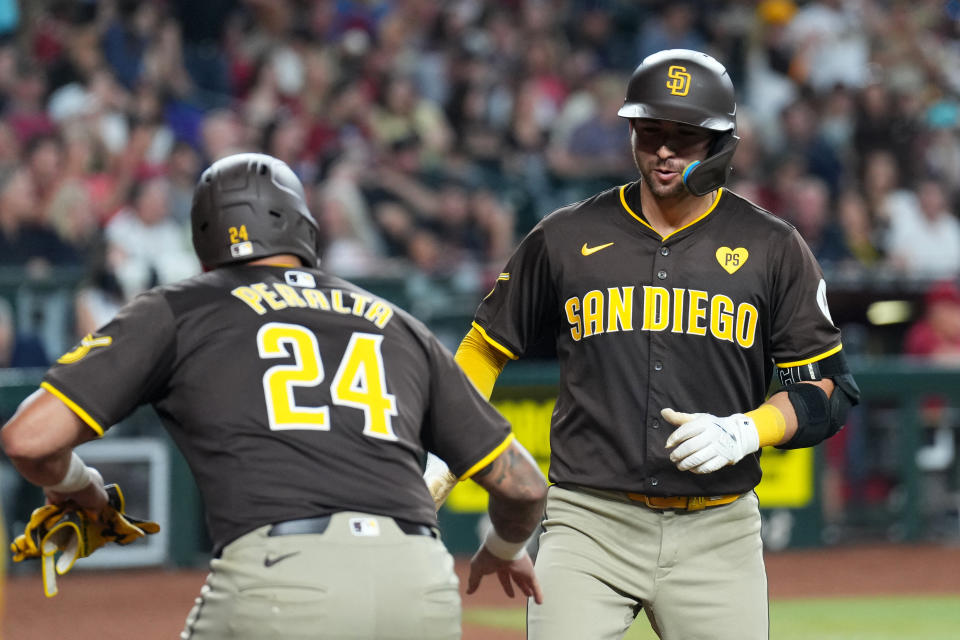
top-left (904, 280), bottom-right (960, 364)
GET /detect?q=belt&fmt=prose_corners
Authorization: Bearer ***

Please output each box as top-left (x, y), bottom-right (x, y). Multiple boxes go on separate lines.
top-left (625, 493), bottom-right (741, 511)
top-left (268, 515), bottom-right (437, 538)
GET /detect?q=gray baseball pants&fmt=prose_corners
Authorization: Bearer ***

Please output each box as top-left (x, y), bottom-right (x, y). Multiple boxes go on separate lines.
top-left (181, 511), bottom-right (460, 639)
top-left (527, 485), bottom-right (768, 640)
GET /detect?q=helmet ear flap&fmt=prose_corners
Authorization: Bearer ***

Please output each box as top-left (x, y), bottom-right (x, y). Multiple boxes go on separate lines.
top-left (682, 133), bottom-right (739, 196)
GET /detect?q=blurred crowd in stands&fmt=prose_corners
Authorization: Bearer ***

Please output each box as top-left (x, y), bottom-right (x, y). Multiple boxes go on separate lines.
top-left (1, 0), bottom-right (960, 363)
top-left (0, 0), bottom-right (960, 547)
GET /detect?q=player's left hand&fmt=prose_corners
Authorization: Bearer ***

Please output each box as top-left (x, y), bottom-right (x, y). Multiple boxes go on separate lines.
top-left (662, 408), bottom-right (760, 474)
top-left (466, 546), bottom-right (544, 605)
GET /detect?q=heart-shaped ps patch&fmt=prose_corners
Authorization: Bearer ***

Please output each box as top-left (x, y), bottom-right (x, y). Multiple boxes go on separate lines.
top-left (715, 247), bottom-right (749, 274)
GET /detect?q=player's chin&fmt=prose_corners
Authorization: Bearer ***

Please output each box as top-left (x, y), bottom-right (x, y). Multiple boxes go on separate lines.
top-left (647, 179), bottom-right (686, 199)
top-left (640, 167), bottom-right (683, 195)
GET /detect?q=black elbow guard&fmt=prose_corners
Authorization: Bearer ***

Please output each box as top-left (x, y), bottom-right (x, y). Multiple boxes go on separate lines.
top-left (781, 383), bottom-right (832, 449)
top-left (779, 352), bottom-right (860, 450)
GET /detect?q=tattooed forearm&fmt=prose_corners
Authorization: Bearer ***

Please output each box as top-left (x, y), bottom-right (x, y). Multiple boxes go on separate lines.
top-left (493, 447), bottom-right (514, 485)
top-left (472, 446), bottom-right (516, 485)
top-left (476, 441), bottom-right (547, 542)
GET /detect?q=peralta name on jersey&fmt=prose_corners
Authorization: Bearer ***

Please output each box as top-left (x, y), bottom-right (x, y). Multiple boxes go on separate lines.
top-left (565, 285), bottom-right (758, 348)
top-left (231, 282), bottom-right (393, 329)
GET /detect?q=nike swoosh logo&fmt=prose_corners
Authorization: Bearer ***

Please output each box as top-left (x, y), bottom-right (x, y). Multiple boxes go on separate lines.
top-left (264, 551), bottom-right (301, 568)
top-left (713, 422), bottom-right (737, 443)
top-left (581, 242), bottom-right (614, 256)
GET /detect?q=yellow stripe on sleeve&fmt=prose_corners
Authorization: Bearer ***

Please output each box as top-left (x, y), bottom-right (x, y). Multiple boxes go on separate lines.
top-left (458, 433), bottom-right (516, 481)
top-left (40, 382), bottom-right (105, 437)
top-left (470, 322), bottom-right (518, 360)
top-left (777, 344), bottom-right (843, 368)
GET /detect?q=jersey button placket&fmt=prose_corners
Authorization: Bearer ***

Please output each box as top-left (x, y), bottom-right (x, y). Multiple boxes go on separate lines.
top-left (648, 243), bottom-right (670, 470)
top-left (657, 244), bottom-right (670, 280)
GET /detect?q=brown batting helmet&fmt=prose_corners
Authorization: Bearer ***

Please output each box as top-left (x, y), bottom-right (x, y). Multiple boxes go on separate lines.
top-left (619, 49), bottom-right (740, 196)
top-left (190, 153), bottom-right (320, 269)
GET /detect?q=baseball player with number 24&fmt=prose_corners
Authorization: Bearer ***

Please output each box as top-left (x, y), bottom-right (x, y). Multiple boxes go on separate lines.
top-left (427, 49), bottom-right (860, 640)
top-left (3, 153), bottom-right (548, 639)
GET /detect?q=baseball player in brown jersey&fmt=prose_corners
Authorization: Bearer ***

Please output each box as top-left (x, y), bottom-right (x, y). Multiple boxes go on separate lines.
top-left (1, 153), bottom-right (547, 639)
top-left (444, 49), bottom-right (861, 639)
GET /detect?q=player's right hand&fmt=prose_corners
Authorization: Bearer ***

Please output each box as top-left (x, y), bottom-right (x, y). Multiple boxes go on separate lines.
top-left (12, 482), bottom-right (160, 597)
top-left (423, 453), bottom-right (458, 511)
top-left (466, 546), bottom-right (544, 605)
top-left (44, 467), bottom-right (108, 512)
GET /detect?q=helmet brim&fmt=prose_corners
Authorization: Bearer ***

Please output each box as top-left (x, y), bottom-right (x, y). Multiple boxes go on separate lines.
top-left (618, 102), bottom-right (735, 132)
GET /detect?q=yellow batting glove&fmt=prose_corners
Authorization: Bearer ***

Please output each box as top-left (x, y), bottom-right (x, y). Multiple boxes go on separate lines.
top-left (10, 484), bottom-right (161, 597)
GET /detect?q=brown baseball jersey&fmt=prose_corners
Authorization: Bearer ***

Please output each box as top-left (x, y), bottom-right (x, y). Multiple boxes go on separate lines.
top-left (473, 182), bottom-right (841, 497)
top-left (43, 265), bottom-right (512, 553)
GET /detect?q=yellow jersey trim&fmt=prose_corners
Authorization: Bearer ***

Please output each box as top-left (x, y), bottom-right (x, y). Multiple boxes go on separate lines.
top-left (618, 184), bottom-right (724, 241)
top-left (471, 322), bottom-right (518, 360)
top-left (40, 382), bottom-right (104, 437)
top-left (777, 344), bottom-right (843, 368)
top-left (459, 433), bottom-right (516, 481)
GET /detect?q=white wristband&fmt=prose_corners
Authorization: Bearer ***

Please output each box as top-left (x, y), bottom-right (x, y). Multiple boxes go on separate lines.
top-left (44, 452), bottom-right (94, 493)
top-left (482, 527), bottom-right (528, 561)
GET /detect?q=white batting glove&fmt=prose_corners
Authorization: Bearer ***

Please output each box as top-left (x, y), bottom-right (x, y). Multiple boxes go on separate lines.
top-left (662, 408), bottom-right (760, 474)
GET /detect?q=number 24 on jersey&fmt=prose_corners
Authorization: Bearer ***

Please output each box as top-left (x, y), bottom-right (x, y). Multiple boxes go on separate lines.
top-left (257, 322), bottom-right (399, 440)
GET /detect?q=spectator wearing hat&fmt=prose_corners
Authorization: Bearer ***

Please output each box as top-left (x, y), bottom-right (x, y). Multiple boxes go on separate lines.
top-left (904, 280), bottom-right (960, 364)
